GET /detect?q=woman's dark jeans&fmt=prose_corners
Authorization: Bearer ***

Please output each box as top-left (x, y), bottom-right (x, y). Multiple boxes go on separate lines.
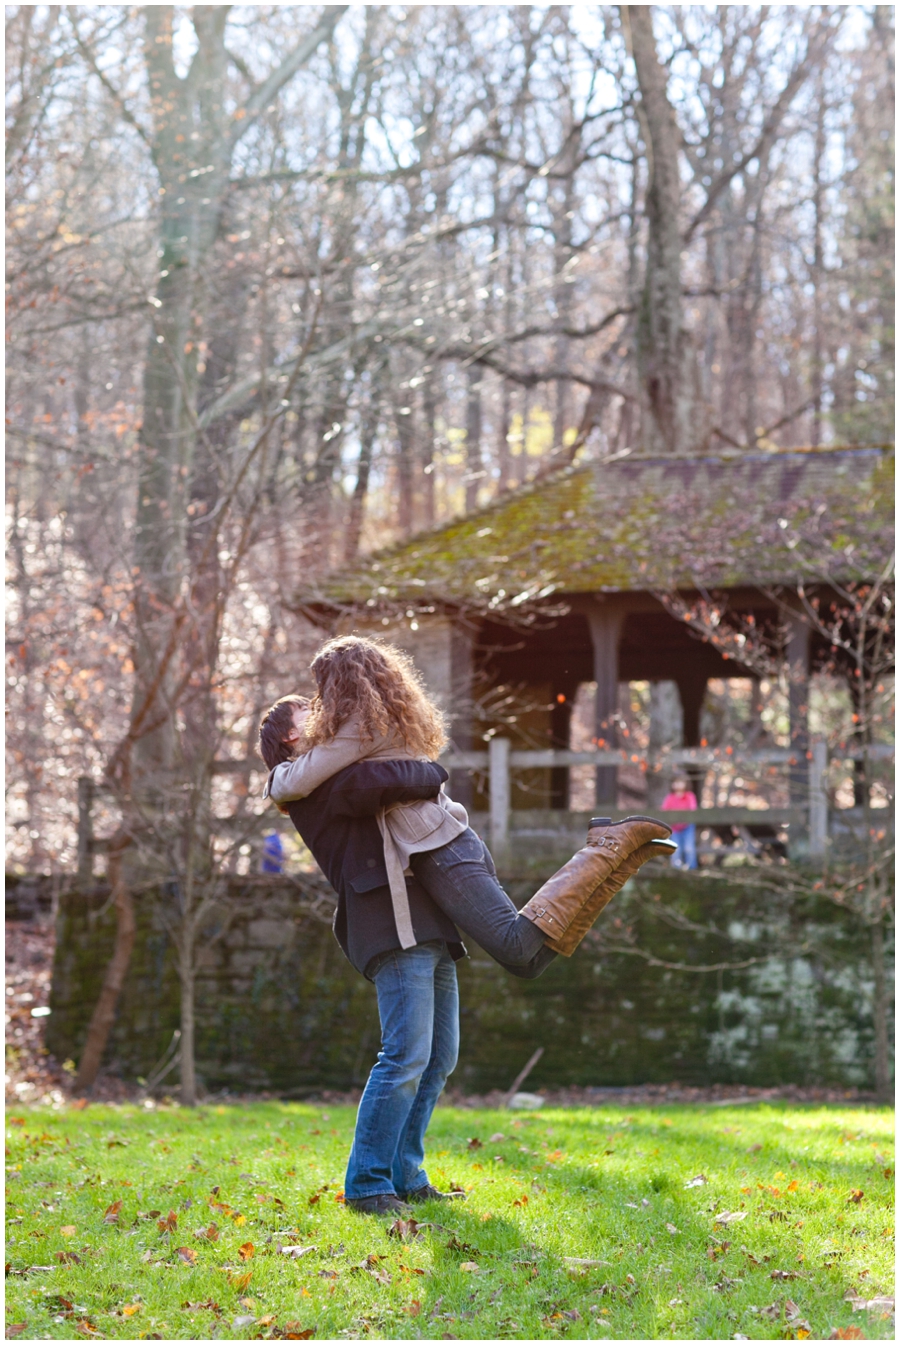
top-left (411, 828), bottom-right (558, 979)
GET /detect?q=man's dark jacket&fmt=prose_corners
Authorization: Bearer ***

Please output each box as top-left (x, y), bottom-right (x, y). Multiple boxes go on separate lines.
top-left (283, 758), bottom-right (465, 978)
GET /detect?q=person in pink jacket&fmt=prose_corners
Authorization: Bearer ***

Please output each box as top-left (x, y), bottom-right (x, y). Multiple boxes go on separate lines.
top-left (661, 774), bottom-right (698, 869)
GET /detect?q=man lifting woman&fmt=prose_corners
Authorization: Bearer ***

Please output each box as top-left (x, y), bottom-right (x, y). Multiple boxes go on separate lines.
top-left (259, 635), bottom-right (674, 1214)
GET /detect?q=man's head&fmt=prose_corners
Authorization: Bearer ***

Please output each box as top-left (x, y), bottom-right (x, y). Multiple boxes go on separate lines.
top-left (258, 694), bottom-right (310, 771)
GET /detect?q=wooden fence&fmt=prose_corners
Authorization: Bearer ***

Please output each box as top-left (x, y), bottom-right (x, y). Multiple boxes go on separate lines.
top-left (75, 742), bottom-right (893, 882)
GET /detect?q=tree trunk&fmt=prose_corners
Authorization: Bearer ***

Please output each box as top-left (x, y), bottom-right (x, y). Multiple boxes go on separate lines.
top-left (623, 6), bottom-right (703, 455)
top-left (179, 940), bottom-right (198, 1107)
top-left (395, 395), bottom-right (416, 536)
top-left (465, 365), bottom-right (483, 511)
top-left (345, 388), bottom-right (379, 562)
top-left (130, 7), bottom-right (232, 780)
top-left (74, 837), bottom-right (134, 1095)
top-left (870, 915), bottom-right (891, 1098)
top-left (421, 375), bottom-right (439, 526)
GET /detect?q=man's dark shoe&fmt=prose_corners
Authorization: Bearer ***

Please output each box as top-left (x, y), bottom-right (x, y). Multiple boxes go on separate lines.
top-left (345, 1193), bottom-right (409, 1215)
top-left (403, 1183), bottom-right (466, 1203)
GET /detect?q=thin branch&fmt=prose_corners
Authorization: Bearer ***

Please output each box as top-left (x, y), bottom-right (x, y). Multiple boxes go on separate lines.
top-left (230, 6), bottom-right (348, 149)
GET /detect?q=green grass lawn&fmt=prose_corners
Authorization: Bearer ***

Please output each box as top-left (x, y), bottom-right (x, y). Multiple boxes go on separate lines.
top-left (5, 1100), bottom-right (894, 1341)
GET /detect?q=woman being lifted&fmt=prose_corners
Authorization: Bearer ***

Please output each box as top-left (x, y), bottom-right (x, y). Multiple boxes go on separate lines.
top-left (259, 635), bottom-right (674, 1215)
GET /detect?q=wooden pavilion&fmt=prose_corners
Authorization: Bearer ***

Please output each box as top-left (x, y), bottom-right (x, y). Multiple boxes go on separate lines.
top-left (294, 445), bottom-right (892, 815)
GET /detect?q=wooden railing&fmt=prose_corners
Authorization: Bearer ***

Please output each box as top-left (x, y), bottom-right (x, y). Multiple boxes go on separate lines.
top-left (441, 740), bottom-right (894, 862)
top-left (74, 742), bottom-right (892, 882)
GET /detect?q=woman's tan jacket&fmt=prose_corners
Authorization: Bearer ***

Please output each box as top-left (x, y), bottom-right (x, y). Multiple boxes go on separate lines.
top-left (264, 719), bottom-right (468, 949)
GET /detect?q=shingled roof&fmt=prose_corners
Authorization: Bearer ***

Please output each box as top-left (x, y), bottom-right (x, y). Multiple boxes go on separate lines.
top-left (300, 445), bottom-right (893, 615)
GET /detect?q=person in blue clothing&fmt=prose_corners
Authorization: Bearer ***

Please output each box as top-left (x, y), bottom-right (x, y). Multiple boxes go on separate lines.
top-left (661, 774), bottom-right (699, 869)
top-left (261, 831), bottom-right (284, 873)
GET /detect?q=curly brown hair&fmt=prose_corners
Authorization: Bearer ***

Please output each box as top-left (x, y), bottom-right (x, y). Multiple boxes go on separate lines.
top-left (304, 635), bottom-right (446, 757)
top-left (257, 694), bottom-right (309, 771)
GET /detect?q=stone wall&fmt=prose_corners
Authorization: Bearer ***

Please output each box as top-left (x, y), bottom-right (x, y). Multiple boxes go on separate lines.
top-left (33, 867), bottom-right (892, 1094)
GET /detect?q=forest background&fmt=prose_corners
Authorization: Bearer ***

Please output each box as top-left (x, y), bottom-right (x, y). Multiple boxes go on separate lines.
top-left (6, 3), bottom-right (894, 885)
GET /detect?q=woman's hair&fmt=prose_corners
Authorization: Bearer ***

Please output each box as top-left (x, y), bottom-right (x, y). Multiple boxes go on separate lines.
top-left (258, 694), bottom-right (309, 771)
top-left (304, 635), bottom-right (446, 757)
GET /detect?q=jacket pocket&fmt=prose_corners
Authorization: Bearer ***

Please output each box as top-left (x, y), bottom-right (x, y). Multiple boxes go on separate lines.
top-left (386, 801), bottom-right (446, 845)
top-left (349, 862), bottom-right (390, 894)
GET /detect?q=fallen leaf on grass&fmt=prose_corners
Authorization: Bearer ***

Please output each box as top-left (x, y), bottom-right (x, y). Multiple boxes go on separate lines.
top-left (829, 1330), bottom-right (865, 1340)
top-left (489, 1133), bottom-right (506, 1143)
top-left (56, 1251), bottom-right (81, 1265)
top-left (388, 1217), bottom-right (424, 1242)
top-left (176, 1247), bottom-right (198, 1265)
top-left (60, 1226), bottom-right (76, 1237)
top-left (121, 1305), bottom-right (141, 1317)
top-left (227, 1270), bottom-right (252, 1291)
top-left (665, 1223), bottom-right (680, 1235)
top-left (445, 1235), bottom-right (479, 1256)
top-left (238, 1242), bottom-right (254, 1261)
top-left (771, 1269), bottom-right (800, 1281)
top-left (467, 1137), bottom-right (483, 1150)
top-left (848, 1190), bottom-right (865, 1204)
top-left (684, 1174), bottom-right (709, 1188)
top-left (406, 1301), bottom-right (422, 1317)
top-left (714, 1212), bottom-right (747, 1226)
top-left (232, 1315), bottom-right (256, 1329)
top-left (196, 1223), bottom-right (219, 1241)
top-left (102, 1201), bottom-right (122, 1225)
top-left (6, 1327), bottom-right (28, 1338)
top-left (512, 1195), bottom-right (528, 1208)
top-left (158, 1211), bottom-right (177, 1234)
top-left (181, 1299), bottom-right (221, 1314)
top-left (459, 1261), bottom-right (479, 1273)
top-left (280, 1246), bottom-right (316, 1260)
top-left (747, 1143), bottom-right (762, 1153)
top-left (847, 1296), bottom-right (894, 1314)
top-left (282, 1326), bottom-right (314, 1341)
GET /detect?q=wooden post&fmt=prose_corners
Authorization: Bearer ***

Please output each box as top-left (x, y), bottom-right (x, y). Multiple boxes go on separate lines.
top-left (77, 777), bottom-right (94, 887)
top-left (785, 612), bottom-right (811, 806)
top-left (587, 605), bottom-right (623, 811)
top-left (489, 736), bottom-right (511, 862)
top-left (809, 739), bottom-right (828, 862)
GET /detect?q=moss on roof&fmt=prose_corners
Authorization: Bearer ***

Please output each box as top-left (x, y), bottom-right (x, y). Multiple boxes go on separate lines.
top-left (302, 446), bottom-right (894, 614)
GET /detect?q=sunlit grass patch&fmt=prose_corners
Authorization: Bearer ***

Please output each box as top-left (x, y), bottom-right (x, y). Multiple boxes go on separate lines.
top-left (5, 1101), bottom-right (894, 1339)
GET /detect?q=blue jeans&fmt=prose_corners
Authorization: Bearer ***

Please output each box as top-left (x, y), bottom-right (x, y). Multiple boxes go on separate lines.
top-left (412, 829), bottom-right (557, 979)
top-left (345, 940), bottom-right (459, 1199)
top-left (672, 825), bottom-right (698, 869)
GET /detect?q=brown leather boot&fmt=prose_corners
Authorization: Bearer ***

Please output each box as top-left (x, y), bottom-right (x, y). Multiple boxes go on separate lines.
top-left (518, 816), bottom-right (673, 947)
top-left (543, 837), bottom-right (677, 956)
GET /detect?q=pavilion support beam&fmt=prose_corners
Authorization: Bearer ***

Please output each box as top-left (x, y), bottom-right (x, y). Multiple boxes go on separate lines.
top-left (587, 604), bottom-right (624, 811)
top-left (549, 692), bottom-right (576, 810)
top-left (785, 612), bottom-right (811, 810)
top-left (676, 673), bottom-right (708, 802)
top-left (448, 620), bottom-right (476, 809)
